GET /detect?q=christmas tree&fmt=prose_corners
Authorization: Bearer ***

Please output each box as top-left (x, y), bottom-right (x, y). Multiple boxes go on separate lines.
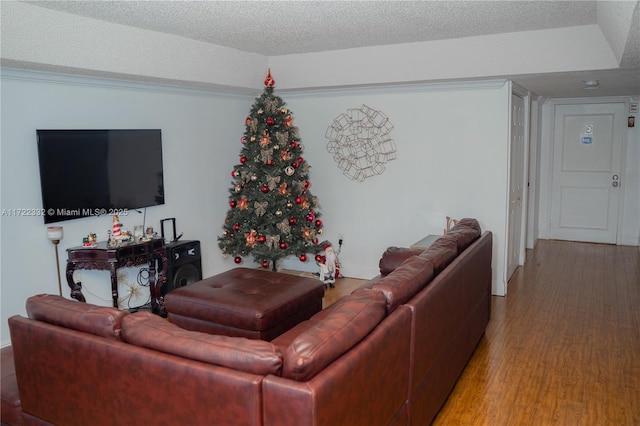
top-left (218, 70), bottom-right (326, 270)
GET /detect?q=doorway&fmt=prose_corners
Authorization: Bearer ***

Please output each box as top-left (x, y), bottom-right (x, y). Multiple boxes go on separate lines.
top-left (549, 102), bottom-right (625, 244)
top-left (507, 92), bottom-right (527, 281)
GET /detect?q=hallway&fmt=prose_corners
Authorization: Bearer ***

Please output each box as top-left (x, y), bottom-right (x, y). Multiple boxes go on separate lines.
top-left (433, 240), bottom-right (640, 425)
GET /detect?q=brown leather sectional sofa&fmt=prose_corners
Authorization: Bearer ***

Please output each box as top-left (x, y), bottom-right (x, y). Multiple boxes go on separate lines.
top-left (6, 219), bottom-right (491, 426)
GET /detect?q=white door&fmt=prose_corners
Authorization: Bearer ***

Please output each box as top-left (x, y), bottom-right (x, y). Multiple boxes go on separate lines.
top-left (507, 93), bottom-right (526, 280)
top-left (550, 102), bottom-right (625, 243)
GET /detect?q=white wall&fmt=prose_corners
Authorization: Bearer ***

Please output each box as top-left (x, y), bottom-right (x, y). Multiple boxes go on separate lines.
top-left (279, 81), bottom-right (511, 292)
top-left (1, 70), bottom-right (512, 346)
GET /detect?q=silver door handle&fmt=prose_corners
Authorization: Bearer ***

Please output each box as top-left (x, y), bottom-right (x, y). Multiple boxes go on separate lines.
top-left (612, 174), bottom-right (620, 188)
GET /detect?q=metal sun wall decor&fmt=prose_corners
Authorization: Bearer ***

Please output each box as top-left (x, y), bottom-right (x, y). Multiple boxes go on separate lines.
top-left (325, 104), bottom-right (397, 182)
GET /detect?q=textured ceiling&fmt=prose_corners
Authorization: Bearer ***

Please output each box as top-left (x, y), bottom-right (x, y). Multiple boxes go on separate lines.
top-left (16, 1), bottom-right (640, 97)
top-left (26, 0), bottom-right (599, 56)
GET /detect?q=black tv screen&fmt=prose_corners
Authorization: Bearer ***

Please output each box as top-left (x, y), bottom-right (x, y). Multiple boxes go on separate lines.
top-left (37, 129), bottom-right (165, 224)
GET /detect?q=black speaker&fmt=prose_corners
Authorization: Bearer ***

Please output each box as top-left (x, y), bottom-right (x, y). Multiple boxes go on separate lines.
top-left (162, 240), bottom-right (202, 296)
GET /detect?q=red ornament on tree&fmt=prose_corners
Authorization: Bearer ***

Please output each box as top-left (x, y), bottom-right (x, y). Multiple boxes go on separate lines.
top-left (229, 200), bottom-right (237, 208)
top-left (289, 217), bottom-right (297, 225)
top-left (262, 260), bottom-right (270, 268)
top-left (258, 234), bottom-right (266, 243)
top-left (299, 254), bottom-right (307, 262)
top-left (233, 223), bottom-right (240, 231)
top-left (295, 196), bottom-right (303, 204)
top-left (315, 219), bottom-right (323, 227)
top-left (290, 141), bottom-right (298, 149)
top-left (266, 117), bottom-right (275, 126)
top-left (240, 156), bottom-right (247, 164)
top-left (279, 241), bottom-right (287, 249)
top-left (261, 185), bottom-right (270, 193)
top-left (234, 256), bottom-right (242, 264)
top-left (264, 69), bottom-right (275, 87)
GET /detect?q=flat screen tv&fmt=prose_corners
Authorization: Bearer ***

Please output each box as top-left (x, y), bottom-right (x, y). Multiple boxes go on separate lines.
top-left (37, 129), bottom-right (165, 224)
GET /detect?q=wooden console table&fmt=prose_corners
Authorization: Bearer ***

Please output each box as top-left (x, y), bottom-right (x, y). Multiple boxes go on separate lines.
top-left (66, 239), bottom-right (168, 316)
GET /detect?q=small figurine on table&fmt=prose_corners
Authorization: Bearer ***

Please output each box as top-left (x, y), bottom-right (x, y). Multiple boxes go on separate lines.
top-left (112, 215), bottom-right (123, 238)
top-left (317, 243), bottom-right (337, 288)
top-left (141, 226), bottom-right (157, 241)
top-left (82, 232), bottom-right (97, 247)
top-left (109, 215), bottom-right (133, 246)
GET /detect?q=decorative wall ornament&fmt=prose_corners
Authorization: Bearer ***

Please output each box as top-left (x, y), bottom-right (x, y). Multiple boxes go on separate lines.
top-left (325, 105), bottom-right (397, 182)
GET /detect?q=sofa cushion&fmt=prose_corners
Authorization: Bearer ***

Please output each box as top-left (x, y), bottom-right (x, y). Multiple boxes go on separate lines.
top-left (453, 217), bottom-right (481, 231)
top-left (121, 312), bottom-right (283, 376)
top-left (418, 235), bottom-right (458, 273)
top-left (1, 346), bottom-right (21, 426)
top-left (26, 294), bottom-right (128, 340)
top-left (379, 246), bottom-right (424, 275)
top-left (282, 288), bottom-right (387, 381)
top-left (372, 256), bottom-right (435, 313)
top-left (446, 218), bottom-right (481, 252)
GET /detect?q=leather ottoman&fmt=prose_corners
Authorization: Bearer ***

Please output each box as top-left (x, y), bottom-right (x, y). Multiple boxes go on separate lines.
top-left (165, 268), bottom-right (325, 341)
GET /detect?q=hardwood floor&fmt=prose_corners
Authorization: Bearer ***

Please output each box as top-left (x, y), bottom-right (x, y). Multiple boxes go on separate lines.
top-left (433, 240), bottom-right (640, 425)
top-left (280, 270), bottom-right (368, 309)
top-left (288, 240), bottom-right (640, 424)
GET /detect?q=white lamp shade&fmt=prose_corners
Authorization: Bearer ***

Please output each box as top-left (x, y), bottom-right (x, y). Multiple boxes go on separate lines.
top-left (47, 226), bottom-right (63, 241)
